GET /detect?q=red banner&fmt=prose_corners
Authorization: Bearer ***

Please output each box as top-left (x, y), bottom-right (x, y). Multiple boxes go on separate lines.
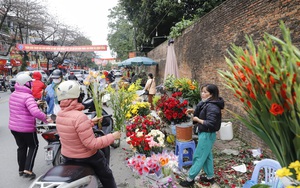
top-left (16, 44), bottom-right (107, 52)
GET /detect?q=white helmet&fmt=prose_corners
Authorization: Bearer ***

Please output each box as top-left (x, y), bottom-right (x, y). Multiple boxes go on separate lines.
top-left (16, 74), bottom-right (32, 86)
top-left (57, 80), bottom-right (81, 101)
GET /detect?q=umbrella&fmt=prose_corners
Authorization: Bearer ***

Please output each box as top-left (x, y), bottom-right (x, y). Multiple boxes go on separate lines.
top-left (119, 56), bottom-right (158, 67)
top-left (164, 40), bottom-right (179, 81)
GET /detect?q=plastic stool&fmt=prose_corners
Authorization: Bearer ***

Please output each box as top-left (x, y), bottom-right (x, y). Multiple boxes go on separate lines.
top-left (175, 140), bottom-right (196, 170)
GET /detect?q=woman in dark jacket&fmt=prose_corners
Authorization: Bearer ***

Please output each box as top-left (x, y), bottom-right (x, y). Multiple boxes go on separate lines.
top-left (180, 84), bottom-right (225, 187)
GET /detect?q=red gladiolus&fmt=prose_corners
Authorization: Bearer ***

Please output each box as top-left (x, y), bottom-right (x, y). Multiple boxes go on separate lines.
top-left (281, 88), bottom-right (287, 99)
top-left (245, 66), bottom-right (253, 75)
top-left (270, 75), bottom-right (276, 84)
top-left (266, 91), bottom-right (272, 100)
top-left (269, 103), bottom-right (284, 116)
top-left (240, 98), bottom-right (245, 102)
top-left (249, 91), bottom-right (256, 100)
top-left (236, 90), bottom-right (242, 96)
top-left (238, 71), bottom-right (246, 81)
top-left (270, 67), bottom-right (276, 74)
top-left (247, 100), bottom-right (252, 108)
top-left (297, 62), bottom-right (300, 66)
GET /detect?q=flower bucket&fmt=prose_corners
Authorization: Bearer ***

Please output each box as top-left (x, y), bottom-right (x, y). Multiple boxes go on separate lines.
top-left (176, 122), bottom-right (193, 142)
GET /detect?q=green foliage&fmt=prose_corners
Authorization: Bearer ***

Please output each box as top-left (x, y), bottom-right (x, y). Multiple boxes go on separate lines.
top-left (169, 18), bottom-right (193, 39)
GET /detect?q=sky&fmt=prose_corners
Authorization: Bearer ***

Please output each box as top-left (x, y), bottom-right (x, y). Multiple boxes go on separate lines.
top-left (46, 0), bottom-right (119, 58)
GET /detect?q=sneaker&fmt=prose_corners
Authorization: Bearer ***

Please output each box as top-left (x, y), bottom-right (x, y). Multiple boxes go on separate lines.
top-left (23, 172), bottom-right (36, 180)
top-left (200, 175), bottom-right (215, 183)
top-left (179, 180), bottom-right (195, 187)
top-left (19, 171), bottom-right (24, 176)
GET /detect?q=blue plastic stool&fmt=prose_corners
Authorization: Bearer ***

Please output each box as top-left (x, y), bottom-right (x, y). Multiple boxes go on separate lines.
top-left (175, 140), bottom-right (196, 170)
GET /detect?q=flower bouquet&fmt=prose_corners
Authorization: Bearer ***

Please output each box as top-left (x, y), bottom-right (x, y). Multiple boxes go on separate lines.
top-left (126, 115), bottom-right (161, 137)
top-left (83, 71), bottom-right (104, 129)
top-left (126, 151), bottom-right (178, 187)
top-left (126, 101), bottom-right (151, 119)
top-left (218, 21), bottom-right (300, 167)
top-left (126, 129), bottom-right (165, 157)
top-left (174, 77), bottom-right (201, 107)
top-left (106, 79), bottom-right (142, 131)
top-left (156, 91), bottom-right (190, 125)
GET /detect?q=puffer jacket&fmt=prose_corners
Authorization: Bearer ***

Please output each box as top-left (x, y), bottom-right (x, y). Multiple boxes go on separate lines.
top-left (193, 97), bottom-right (225, 133)
top-left (32, 72), bottom-right (46, 99)
top-left (56, 99), bottom-right (115, 159)
top-left (9, 83), bottom-right (47, 133)
top-left (144, 78), bottom-right (156, 95)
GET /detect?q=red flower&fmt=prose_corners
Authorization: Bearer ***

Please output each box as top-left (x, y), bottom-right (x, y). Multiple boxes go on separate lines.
top-left (156, 92), bottom-right (190, 124)
top-left (265, 91), bottom-right (272, 100)
top-left (269, 103), bottom-right (284, 116)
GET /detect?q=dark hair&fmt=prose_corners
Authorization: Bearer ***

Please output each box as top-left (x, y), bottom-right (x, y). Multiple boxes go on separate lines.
top-left (201, 84), bottom-right (219, 100)
top-left (148, 73), bottom-right (153, 79)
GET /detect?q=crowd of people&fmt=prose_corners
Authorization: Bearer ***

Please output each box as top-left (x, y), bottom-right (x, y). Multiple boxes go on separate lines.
top-left (7, 68), bottom-right (121, 184)
top-left (7, 67), bottom-right (224, 187)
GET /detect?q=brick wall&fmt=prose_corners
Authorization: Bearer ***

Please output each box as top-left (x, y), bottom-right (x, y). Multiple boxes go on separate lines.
top-left (146, 0), bottom-right (300, 157)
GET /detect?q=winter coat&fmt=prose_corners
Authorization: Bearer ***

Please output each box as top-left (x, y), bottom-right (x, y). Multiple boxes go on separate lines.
top-left (9, 83), bottom-right (47, 133)
top-left (193, 97), bottom-right (225, 133)
top-left (144, 78), bottom-right (156, 95)
top-left (44, 81), bottom-right (61, 114)
top-left (56, 99), bottom-right (115, 159)
top-left (32, 72), bottom-right (46, 99)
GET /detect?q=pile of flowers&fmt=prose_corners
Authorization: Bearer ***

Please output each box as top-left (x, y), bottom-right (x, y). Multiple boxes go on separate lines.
top-left (126, 115), bottom-right (161, 137)
top-left (156, 92), bottom-right (190, 124)
top-left (126, 151), bottom-right (178, 187)
top-left (126, 101), bottom-right (151, 119)
top-left (218, 21), bottom-right (299, 167)
top-left (173, 77), bottom-right (200, 107)
top-left (126, 129), bottom-right (165, 157)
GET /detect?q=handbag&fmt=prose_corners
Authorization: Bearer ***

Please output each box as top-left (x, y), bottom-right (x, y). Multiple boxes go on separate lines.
top-left (144, 80), bottom-right (153, 95)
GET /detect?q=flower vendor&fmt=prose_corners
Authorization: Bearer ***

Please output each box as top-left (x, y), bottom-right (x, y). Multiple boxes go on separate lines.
top-left (180, 84), bottom-right (225, 187)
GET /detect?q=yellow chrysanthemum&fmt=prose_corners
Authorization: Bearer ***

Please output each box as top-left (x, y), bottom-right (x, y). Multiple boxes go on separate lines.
top-left (289, 160), bottom-right (300, 169)
top-left (276, 167), bottom-right (293, 177)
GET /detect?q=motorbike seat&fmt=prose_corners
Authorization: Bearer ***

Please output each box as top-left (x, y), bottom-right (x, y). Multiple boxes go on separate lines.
top-left (40, 164), bottom-right (96, 182)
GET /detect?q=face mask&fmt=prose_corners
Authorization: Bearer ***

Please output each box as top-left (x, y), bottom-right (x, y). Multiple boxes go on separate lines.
top-left (53, 78), bottom-right (61, 84)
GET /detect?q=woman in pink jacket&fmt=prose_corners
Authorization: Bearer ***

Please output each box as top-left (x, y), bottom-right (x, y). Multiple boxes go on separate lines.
top-left (9, 74), bottom-right (49, 179)
top-left (56, 80), bottom-right (121, 188)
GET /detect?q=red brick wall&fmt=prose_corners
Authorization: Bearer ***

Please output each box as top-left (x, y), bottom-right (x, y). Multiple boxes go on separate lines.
top-left (146, 0), bottom-right (300, 157)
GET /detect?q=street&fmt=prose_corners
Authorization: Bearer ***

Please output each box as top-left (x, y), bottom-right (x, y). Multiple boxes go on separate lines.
top-left (0, 87), bottom-right (144, 188)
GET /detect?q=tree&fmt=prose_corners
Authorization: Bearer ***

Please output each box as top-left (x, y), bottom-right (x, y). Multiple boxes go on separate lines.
top-left (107, 4), bottom-right (135, 60)
top-left (108, 0), bottom-right (226, 57)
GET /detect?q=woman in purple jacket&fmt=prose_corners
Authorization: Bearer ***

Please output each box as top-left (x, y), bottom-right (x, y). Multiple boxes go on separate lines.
top-left (9, 74), bottom-right (49, 180)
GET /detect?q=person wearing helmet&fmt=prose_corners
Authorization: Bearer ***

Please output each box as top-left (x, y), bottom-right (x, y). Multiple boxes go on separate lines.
top-left (9, 74), bottom-right (51, 179)
top-left (44, 69), bottom-right (64, 115)
top-left (67, 72), bottom-right (78, 80)
top-left (55, 80), bottom-right (121, 188)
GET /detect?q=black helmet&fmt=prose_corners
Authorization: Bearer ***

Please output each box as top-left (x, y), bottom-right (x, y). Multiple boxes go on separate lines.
top-left (51, 69), bottom-right (62, 79)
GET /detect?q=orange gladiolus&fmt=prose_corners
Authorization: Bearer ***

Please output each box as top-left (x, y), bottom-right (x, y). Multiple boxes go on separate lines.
top-left (269, 103), bottom-right (284, 116)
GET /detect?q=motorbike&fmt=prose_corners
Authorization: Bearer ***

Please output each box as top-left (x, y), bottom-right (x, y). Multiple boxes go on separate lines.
top-left (31, 98), bottom-right (114, 188)
top-left (36, 97), bottom-right (114, 166)
top-left (0, 79), bottom-right (8, 92)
